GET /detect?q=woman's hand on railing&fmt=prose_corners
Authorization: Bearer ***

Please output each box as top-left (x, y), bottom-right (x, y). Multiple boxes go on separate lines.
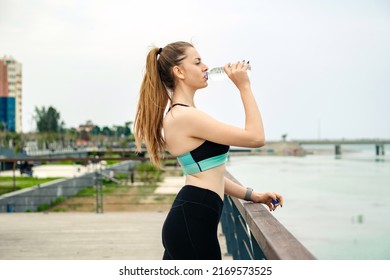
top-left (252, 192), bottom-right (283, 212)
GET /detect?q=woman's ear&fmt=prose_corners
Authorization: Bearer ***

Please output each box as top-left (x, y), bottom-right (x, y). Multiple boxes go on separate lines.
top-left (172, 66), bottom-right (185, 80)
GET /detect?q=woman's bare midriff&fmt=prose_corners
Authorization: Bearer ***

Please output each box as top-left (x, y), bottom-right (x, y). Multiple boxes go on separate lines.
top-left (183, 164), bottom-right (226, 200)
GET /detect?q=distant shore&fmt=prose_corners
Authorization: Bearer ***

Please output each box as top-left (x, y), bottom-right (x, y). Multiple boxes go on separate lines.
top-left (230, 141), bottom-right (306, 156)
top-left (229, 141), bottom-right (374, 156)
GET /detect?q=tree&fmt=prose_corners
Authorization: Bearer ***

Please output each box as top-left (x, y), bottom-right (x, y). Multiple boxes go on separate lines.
top-left (102, 126), bottom-right (113, 136)
top-left (124, 121), bottom-right (132, 137)
top-left (91, 125), bottom-right (101, 135)
top-left (0, 121), bottom-right (6, 132)
top-left (115, 126), bottom-right (124, 138)
top-left (124, 126), bottom-right (131, 137)
top-left (34, 106), bottom-right (64, 133)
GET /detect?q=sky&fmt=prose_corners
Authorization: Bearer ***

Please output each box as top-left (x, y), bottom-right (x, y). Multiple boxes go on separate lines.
top-left (1, 0), bottom-right (389, 140)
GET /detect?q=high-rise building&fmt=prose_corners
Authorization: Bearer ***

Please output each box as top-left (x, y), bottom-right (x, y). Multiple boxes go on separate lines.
top-left (0, 60), bottom-right (8, 97)
top-left (0, 97), bottom-right (16, 132)
top-left (0, 56), bottom-right (22, 132)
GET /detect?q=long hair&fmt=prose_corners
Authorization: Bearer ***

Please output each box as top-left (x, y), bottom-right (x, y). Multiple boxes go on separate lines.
top-left (134, 41), bottom-right (193, 167)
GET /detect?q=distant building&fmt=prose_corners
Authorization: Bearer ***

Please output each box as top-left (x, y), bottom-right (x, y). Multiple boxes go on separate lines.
top-left (0, 60), bottom-right (8, 97)
top-left (0, 97), bottom-right (16, 132)
top-left (0, 56), bottom-right (22, 132)
top-left (77, 122), bottom-right (94, 133)
top-left (76, 121), bottom-right (94, 147)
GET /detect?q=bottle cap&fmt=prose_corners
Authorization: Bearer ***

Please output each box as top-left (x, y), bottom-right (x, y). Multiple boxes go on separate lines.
top-left (272, 198), bottom-right (279, 205)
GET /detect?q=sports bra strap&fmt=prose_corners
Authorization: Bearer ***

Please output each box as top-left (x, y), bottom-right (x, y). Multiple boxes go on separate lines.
top-left (167, 103), bottom-right (190, 113)
top-left (171, 103), bottom-right (189, 108)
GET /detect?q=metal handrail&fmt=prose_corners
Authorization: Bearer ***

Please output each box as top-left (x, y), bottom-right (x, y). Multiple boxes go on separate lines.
top-left (221, 171), bottom-right (316, 260)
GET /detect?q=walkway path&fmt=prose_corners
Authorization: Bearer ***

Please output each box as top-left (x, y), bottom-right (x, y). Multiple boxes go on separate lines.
top-left (0, 167), bottom-right (231, 260)
top-left (0, 212), bottom-right (230, 260)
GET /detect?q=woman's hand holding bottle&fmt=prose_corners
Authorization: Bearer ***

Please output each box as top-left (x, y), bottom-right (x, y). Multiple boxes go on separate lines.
top-left (225, 60), bottom-right (251, 90)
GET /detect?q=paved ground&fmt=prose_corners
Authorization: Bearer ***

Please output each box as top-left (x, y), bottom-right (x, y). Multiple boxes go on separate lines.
top-left (155, 175), bottom-right (186, 194)
top-left (0, 166), bottom-right (231, 260)
top-left (0, 212), bottom-right (230, 260)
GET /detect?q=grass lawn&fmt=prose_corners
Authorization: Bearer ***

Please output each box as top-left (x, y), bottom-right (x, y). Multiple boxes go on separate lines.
top-left (49, 181), bottom-right (175, 212)
top-left (0, 177), bottom-right (60, 196)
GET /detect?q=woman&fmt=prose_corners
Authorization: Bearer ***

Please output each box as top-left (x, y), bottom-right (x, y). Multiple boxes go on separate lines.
top-left (134, 41), bottom-right (283, 260)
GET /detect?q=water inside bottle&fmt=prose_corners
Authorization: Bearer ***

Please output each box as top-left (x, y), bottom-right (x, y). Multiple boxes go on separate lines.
top-left (206, 65), bottom-right (251, 81)
top-left (207, 67), bottom-right (226, 81)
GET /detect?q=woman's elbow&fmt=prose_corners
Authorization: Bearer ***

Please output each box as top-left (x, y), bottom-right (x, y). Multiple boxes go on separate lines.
top-left (249, 137), bottom-right (265, 148)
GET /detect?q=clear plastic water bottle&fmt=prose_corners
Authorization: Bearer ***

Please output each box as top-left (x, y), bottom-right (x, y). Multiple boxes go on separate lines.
top-left (206, 64), bottom-right (251, 81)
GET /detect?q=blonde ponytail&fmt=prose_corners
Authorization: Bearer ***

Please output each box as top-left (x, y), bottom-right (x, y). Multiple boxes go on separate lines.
top-left (134, 41), bottom-right (193, 167)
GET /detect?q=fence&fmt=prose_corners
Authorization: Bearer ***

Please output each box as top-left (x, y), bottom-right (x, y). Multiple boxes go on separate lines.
top-left (220, 172), bottom-right (316, 260)
top-left (0, 161), bottom-right (137, 213)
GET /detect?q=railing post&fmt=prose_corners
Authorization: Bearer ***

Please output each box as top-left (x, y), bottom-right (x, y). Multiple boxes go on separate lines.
top-left (220, 195), bottom-right (233, 256)
top-left (250, 232), bottom-right (266, 260)
top-left (233, 206), bottom-right (252, 260)
top-left (221, 195), bottom-right (241, 259)
top-left (221, 195), bottom-right (261, 260)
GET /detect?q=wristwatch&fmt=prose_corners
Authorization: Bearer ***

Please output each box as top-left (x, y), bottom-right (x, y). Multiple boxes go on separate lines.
top-left (244, 187), bottom-right (253, 201)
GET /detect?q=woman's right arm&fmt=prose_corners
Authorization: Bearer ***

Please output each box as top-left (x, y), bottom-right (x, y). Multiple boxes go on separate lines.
top-left (177, 62), bottom-right (265, 148)
top-left (226, 62), bottom-right (265, 147)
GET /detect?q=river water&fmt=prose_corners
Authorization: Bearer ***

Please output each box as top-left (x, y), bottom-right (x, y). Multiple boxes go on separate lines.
top-left (226, 145), bottom-right (390, 260)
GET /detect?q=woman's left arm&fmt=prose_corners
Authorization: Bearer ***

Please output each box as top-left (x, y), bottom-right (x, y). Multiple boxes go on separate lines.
top-left (224, 176), bottom-right (283, 211)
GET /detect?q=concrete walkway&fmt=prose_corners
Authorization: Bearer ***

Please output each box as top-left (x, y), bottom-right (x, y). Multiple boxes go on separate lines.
top-left (0, 169), bottom-right (231, 260)
top-left (0, 212), bottom-right (230, 260)
top-left (155, 175), bottom-right (186, 194)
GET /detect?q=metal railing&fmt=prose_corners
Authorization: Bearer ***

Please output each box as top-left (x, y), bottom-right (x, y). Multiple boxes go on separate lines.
top-left (220, 172), bottom-right (316, 260)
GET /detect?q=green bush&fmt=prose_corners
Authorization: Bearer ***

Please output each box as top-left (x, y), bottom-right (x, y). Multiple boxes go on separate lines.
top-left (37, 196), bottom-right (65, 212)
top-left (135, 162), bottom-right (162, 184)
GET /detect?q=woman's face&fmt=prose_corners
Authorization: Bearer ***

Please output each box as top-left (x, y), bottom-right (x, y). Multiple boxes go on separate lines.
top-left (178, 47), bottom-right (209, 90)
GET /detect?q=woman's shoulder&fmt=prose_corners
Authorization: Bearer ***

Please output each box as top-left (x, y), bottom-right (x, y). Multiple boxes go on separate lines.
top-left (164, 106), bottom-right (211, 140)
top-left (164, 105), bottom-right (204, 125)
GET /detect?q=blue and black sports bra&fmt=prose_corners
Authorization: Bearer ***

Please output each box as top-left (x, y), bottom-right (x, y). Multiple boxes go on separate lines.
top-left (167, 103), bottom-right (230, 175)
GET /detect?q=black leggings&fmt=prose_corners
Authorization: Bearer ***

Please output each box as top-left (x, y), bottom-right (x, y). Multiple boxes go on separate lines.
top-left (162, 185), bottom-right (224, 260)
